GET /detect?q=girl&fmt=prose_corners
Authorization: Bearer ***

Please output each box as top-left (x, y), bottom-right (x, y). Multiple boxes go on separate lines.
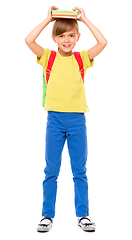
top-left (25, 6), bottom-right (107, 232)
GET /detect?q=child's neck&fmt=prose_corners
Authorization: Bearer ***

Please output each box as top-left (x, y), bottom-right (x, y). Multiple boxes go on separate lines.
top-left (58, 49), bottom-right (73, 57)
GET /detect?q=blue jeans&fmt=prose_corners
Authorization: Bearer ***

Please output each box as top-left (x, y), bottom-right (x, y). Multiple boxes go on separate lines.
top-left (42, 111), bottom-right (89, 218)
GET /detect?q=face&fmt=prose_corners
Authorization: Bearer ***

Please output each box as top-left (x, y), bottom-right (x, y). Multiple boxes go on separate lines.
top-left (52, 28), bottom-right (81, 57)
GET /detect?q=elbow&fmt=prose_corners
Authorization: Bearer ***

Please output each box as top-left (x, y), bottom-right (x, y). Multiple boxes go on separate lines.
top-left (100, 39), bottom-right (107, 50)
top-left (98, 39), bottom-right (107, 50)
top-left (25, 36), bottom-right (33, 47)
top-left (25, 37), bottom-right (29, 46)
top-left (103, 39), bottom-right (108, 47)
top-left (105, 39), bottom-right (108, 46)
top-left (25, 37), bottom-right (35, 49)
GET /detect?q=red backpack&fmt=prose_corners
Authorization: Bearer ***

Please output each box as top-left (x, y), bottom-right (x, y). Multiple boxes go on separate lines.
top-left (42, 51), bottom-right (84, 107)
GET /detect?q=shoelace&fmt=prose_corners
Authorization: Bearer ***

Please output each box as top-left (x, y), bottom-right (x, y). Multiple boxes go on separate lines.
top-left (39, 223), bottom-right (49, 227)
top-left (79, 217), bottom-right (95, 226)
top-left (84, 222), bottom-right (95, 227)
top-left (39, 217), bottom-right (52, 227)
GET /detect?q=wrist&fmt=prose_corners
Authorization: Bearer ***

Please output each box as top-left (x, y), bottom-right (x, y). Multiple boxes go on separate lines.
top-left (82, 16), bottom-right (90, 25)
top-left (45, 17), bottom-right (51, 25)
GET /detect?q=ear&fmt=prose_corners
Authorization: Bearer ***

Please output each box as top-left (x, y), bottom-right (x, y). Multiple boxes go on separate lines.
top-left (77, 33), bottom-right (81, 42)
top-left (52, 35), bottom-right (57, 43)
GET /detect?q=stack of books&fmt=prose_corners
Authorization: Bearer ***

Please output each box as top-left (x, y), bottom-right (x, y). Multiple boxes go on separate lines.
top-left (51, 9), bottom-right (79, 19)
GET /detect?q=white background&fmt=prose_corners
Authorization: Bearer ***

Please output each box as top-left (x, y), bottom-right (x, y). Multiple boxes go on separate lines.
top-left (0, 0), bottom-right (132, 239)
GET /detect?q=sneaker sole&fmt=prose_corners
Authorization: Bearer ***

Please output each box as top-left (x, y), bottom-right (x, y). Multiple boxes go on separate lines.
top-left (37, 225), bottom-right (52, 232)
top-left (78, 224), bottom-right (96, 232)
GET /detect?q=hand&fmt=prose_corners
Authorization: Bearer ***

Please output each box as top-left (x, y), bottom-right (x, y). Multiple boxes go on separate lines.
top-left (47, 6), bottom-right (58, 22)
top-left (73, 7), bottom-right (87, 22)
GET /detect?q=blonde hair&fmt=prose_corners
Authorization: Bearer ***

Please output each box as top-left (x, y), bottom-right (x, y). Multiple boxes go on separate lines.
top-left (52, 19), bottom-right (79, 37)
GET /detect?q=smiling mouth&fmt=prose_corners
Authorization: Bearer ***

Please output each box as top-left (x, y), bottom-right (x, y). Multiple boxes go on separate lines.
top-left (63, 44), bottom-right (71, 48)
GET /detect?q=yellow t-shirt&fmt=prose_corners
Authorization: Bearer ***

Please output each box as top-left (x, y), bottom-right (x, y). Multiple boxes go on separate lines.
top-left (37, 48), bottom-right (94, 112)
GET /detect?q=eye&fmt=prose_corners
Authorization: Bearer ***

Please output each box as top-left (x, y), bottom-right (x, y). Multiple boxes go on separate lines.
top-left (70, 35), bottom-right (74, 37)
top-left (59, 35), bottom-right (64, 38)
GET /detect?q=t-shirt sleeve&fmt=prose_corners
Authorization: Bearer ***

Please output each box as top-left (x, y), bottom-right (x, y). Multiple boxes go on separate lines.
top-left (80, 50), bottom-right (94, 71)
top-left (36, 48), bottom-right (51, 70)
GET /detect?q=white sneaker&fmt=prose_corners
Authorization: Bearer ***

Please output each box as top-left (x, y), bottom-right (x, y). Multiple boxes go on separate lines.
top-left (37, 217), bottom-right (53, 232)
top-left (78, 217), bottom-right (96, 232)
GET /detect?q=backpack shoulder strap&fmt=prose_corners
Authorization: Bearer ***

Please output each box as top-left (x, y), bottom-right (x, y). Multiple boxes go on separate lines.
top-left (74, 52), bottom-right (84, 81)
top-left (46, 51), bottom-right (56, 84)
top-left (42, 70), bottom-right (47, 107)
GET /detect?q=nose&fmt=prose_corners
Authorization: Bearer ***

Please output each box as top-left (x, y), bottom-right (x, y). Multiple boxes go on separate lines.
top-left (65, 36), bottom-right (69, 42)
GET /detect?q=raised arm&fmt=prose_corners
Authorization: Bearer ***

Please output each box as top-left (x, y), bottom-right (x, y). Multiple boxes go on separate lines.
top-left (25, 6), bottom-right (58, 58)
top-left (74, 7), bottom-right (107, 60)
